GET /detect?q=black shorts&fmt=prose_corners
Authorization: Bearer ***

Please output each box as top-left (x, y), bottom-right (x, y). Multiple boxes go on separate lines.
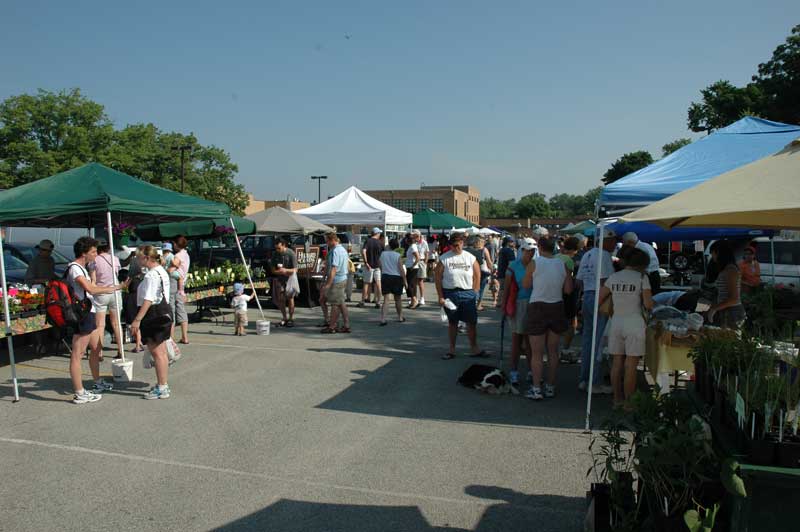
top-left (525, 301), bottom-right (568, 336)
top-left (381, 274), bottom-right (404, 296)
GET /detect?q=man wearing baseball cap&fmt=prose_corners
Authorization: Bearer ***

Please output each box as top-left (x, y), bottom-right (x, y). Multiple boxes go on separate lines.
top-left (360, 227), bottom-right (384, 308)
top-left (25, 239), bottom-right (57, 285)
top-left (575, 227), bottom-right (617, 394)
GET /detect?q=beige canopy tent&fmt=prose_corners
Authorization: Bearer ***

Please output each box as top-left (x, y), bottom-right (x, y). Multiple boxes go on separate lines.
top-left (621, 139), bottom-right (800, 230)
top-left (246, 206), bottom-right (333, 234)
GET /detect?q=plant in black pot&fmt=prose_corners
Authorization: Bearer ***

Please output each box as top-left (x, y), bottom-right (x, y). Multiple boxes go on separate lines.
top-left (588, 411), bottom-right (638, 532)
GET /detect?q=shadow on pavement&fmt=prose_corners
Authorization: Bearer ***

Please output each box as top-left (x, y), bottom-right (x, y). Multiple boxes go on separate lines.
top-left (210, 486), bottom-right (584, 532)
top-left (312, 305), bottom-right (612, 430)
top-left (0, 377), bottom-right (150, 403)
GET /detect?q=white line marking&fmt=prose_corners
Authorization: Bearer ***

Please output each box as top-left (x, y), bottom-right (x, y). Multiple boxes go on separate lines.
top-left (0, 436), bottom-right (571, 512)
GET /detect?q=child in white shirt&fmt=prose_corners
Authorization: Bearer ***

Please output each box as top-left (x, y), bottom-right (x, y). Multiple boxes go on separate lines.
top-left (230, 283), bottom-right (254, 336)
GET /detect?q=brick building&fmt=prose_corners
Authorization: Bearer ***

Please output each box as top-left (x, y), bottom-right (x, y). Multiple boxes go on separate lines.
top-left (244, 195), bottom-right (310, 215)
top-left (363, 185), bottom-right (480, 225)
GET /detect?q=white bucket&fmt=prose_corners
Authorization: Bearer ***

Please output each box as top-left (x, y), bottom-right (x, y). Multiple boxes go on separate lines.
top-left (256, 320), bottom-right (271, 335)
top-left (111, 359), bottom-right (134, 383)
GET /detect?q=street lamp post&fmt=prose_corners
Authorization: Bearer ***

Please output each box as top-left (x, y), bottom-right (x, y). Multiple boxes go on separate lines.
top-left (310, 176), bottom-right (328, 204)
top-left (173, 144), bottom-right (192, 193)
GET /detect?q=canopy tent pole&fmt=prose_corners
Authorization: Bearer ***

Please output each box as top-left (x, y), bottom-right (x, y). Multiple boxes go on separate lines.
top-left (0, 230), bottom-right (20, 402)
top-left (230, 217), bottom-right (264, 319)
top-left (770, 238), bottom-right (776, 285)
top-left (584, 220), bottom-right (606, 432)
top-left (106, 211), bottom-right (126, 361)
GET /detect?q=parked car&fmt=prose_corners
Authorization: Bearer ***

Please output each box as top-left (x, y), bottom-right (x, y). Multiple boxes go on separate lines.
top-left (188, 235), bottom-right (277, 269)
top-left (4, 242), bottom-right (71, 277)
top-left (2, 251), bottom-right (31, 285)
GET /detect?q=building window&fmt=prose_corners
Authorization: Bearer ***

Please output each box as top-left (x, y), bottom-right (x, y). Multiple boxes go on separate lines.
top-left (419, 199), bottom-right (429, 210)
top-left (432, 199), bottom-right (443, 212)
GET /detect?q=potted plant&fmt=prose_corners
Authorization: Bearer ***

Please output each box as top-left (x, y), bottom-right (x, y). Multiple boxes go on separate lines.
top-left (112, 222), bottom-right (136, 247)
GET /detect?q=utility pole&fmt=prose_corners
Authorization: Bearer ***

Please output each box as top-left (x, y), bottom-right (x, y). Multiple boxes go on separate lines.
top-left (173, 144), bottom-right (192, 193)
top-left (310, 176), bottom-right (327, 204)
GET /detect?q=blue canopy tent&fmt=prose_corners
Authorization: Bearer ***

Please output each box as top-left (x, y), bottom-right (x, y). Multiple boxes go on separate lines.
top-left (600, 117), bottom-right (800, 214)
top-left (604, 221), bottom-right (773, 242)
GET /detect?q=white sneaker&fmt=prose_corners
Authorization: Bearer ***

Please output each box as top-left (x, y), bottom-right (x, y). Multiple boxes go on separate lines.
top-left (544, 384), bottom-right (556, 398)
top-left (73, 390), bottom-right (101, 404)
top-left (525, 387), bottom-right (544, 401)
top-left (578, 381), bottom-right (587, 392)
top-left (419, 298), bottom-right (426, 305)
top-left (591, 384), bottom-right (613, 395)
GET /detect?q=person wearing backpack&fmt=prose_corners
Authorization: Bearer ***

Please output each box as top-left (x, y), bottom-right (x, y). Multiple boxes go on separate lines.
top-left (66, 236), bottom-right (129, 405)
top-left (130, 246), bottom-right (173, 399)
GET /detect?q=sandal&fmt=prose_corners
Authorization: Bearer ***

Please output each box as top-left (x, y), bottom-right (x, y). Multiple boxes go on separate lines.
top-left (286, 320), bottom-right (294, 328)
top-left (321, 327), bottom-right (337, 334)
top-left (379, 321), bottom-right (388, 327)
top-left (179, 340), bottom-right (190, 345)
top-left (441, 353), bottom-right (456, 360)
top-left (336, 326), bottom-right (351, 333)
top-left (469, 350), bottom-right (490, 358)
top-left (278, 320), bottom-right (288, 327)
top-left (398, 317), bottom-right (406, 323)
top-left (132, 346), bottom-right (144, 353)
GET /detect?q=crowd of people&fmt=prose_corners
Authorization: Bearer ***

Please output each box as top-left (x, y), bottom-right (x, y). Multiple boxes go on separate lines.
top-left (31, 235), bottom-right (195, 405)
top-left (19, 222), bottom-right (752, 407)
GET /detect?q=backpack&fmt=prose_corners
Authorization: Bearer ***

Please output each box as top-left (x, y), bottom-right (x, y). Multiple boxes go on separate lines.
top-left (45, 264), bottom-right (91, 328)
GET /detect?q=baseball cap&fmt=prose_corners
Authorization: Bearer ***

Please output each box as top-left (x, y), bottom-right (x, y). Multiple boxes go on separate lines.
top-left (162, 242), bottom-right (174, 251)
top-left (519, 238), bottom-right (537, 251)
top-left (371, 227), bottom-right (382, 235)
top-left (36, 239), bottom-right (54, 251)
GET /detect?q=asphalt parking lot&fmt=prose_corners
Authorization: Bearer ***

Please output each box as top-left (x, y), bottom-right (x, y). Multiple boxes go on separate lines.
top-left (1, 287), bottom-right (612, 531)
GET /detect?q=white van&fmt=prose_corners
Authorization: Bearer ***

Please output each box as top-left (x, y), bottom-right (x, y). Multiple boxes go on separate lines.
top-left (705, 237), bottom-right (800, 288)
top-left (4, 227), bottom-right (158, 268)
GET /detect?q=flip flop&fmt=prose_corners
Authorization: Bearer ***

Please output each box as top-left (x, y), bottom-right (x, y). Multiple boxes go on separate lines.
top-left (286, 320), bottom-right (295, 328)
top-left (321, 327), bottom-right (337, 334)
top-left (179, 340), bottom-right (190, 345)
top-left (336, 326), bottom-right (351, 333)
top-left (441, 353), bottom-right (456, 360)
top-left (469, 350), bottom-right (490, 358)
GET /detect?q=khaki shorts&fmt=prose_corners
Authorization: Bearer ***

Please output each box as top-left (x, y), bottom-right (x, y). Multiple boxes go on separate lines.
top-left (234, 311), bottom-right (248, 328)
top-left (506, 299), bottom-right (528, 335)
top-left (417, 262), bottom-right (428, 279)
top-left (608, 316), bottom-right (646, 356)
top-left (364, 268), bottom-right (381, 284)
top-left (92, 292), bottom-right (121, 313)
top-left (326, 281), bottom-right (347, 305)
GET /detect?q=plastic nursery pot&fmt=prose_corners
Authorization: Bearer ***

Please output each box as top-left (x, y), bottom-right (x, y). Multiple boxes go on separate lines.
top-left (589, 483), bottom-right (612, 532)
top-left (775, 436), bottom-right (800, 468)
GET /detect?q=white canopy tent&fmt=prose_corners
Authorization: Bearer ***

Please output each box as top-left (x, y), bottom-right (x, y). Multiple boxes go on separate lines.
top-left (296, 186), bottom-right (412, 228)
top-left (478, 227), bottom-right (500, 235)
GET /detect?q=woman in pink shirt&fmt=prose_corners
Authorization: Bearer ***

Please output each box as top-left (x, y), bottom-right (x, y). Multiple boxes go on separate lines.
top-left (91, 242), bottom-right (125, 359)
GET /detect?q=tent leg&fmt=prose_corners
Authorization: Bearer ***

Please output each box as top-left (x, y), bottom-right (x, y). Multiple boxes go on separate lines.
top-left (0, 230), bottom-right (20, 402)
top-left (770, 238), bottom-right (776, 285)
top-left (584, 221), bottom-right (606, 432)
top-left (230, 217), bottom-right (265, 319)
top-left (106, 211), bottom-right (126, 361)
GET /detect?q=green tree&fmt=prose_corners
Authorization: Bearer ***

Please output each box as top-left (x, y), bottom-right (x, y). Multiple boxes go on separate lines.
top-left (0, 88), bottom-right (114, 187)
top-left (662, 138), bottom-right (691, 157)
top-left (0, 89), bottom-right (248, 214)
top-left (687, 80), bottom-right (763, 133)
top-left (752, 24), bottom-right (800, 125)
top-left (480, 197), bottom-right (517, 218)
top-left (602, 150), bottom-right (654, 185)
top-left (548, 193), bottom-right (587, 217)
top-left (515, 193), bottom-right (551, 218)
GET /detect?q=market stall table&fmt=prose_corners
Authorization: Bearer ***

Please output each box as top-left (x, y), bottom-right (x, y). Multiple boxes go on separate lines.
top-left (644, 323), bottom-right (696, 393)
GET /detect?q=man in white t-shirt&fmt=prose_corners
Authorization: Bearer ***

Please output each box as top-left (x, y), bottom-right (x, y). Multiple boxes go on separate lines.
top-left (575, 228), bottom-right (617, 394)
top-left (414, 230), bottom-right (430, 305)
top-left (622, 232), bottom-right (661, 293)
top-left (404, 233), bottom-right (421, 309)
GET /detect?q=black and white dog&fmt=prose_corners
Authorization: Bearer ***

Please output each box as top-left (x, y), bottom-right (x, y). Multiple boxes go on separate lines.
top-left (457, 364), bottom-right (519, 395)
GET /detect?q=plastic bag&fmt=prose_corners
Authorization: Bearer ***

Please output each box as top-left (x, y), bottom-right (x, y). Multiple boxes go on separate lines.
top-left (285, 272), bottom-right (300, 297)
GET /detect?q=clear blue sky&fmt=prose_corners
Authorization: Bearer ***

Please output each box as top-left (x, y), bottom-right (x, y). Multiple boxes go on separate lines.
top-left (1, 1), bottom-right (797, 203)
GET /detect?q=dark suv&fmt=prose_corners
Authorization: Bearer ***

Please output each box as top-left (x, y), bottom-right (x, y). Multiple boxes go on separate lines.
top-left (188, 235), bottom-right (276, 269)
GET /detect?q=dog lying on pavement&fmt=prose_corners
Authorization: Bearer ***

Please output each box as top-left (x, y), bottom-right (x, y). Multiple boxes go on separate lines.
top-left (457, 364), bottom-right (519, 395)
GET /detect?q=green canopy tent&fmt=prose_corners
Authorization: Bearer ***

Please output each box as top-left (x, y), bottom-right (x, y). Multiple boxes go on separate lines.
top-left (412, 209), bottom-right (472, 230)
top-left (0, 162), bottom-right (246, 402)
top-left (135, 217), bottom-right (256, 240)
top-left (559, 219), bottom-right (596, 236)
